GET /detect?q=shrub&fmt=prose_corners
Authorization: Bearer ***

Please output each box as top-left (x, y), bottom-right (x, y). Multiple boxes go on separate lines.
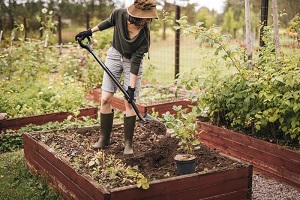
top-left (165, 13), bottom-right (300, 145)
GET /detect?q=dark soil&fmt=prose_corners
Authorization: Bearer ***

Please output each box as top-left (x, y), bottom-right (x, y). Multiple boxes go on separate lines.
top-left (32, 124), bottom-right (245, 189)
top-left (137, 119), bottom-right (167, 135)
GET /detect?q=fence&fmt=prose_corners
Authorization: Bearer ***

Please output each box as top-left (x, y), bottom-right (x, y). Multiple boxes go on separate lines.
top-left (1, 6), bottom-right (298, 84)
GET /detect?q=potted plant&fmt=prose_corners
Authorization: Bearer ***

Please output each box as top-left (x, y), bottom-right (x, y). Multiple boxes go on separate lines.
top-left (163, 105), bottom-right (201, 175)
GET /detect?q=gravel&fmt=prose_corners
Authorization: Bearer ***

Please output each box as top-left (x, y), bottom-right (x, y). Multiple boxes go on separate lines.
top-left (252, 174), bottom-right (300, 200)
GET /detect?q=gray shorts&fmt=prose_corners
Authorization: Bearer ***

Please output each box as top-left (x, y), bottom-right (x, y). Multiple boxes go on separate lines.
top-left (101, 46), bottom-right (143, 99)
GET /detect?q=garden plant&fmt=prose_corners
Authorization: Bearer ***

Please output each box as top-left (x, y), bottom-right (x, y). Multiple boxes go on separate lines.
top-left (164, 12), bottom-right (300, 147)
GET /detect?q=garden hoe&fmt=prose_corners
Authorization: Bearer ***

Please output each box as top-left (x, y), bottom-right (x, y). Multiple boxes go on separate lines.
top-left (78, 37), bottom-right (166, 135)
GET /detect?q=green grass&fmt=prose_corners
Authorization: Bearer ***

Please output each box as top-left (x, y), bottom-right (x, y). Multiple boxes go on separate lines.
top-left (143, 35), bottom-right (238, 84)
top-left (0, 150), bottom-right (63, 200)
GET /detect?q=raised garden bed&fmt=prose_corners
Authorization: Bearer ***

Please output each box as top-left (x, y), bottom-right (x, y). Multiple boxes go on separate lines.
top-left (111, 96), bottom-right (194, 117)
top-left (197, 121), bottom-right (300, 189)
top-left (0, 107), bottom-right (98, 131)
top-left (87, 87), bottom-right (195, 117)
top-left (23, 124), bottom-right (253, 200)
top-left (86, 88), bottom-right (102, 104)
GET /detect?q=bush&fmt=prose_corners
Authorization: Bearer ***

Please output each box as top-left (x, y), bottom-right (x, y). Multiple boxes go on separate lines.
top-left (168, 15), bottom-right (300, 145)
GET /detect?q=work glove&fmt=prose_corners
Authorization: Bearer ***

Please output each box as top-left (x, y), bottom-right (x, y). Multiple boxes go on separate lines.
top-left (75, 29), bottom-right (92, 41)
top-left (126, 86), bottom-right (135, 103)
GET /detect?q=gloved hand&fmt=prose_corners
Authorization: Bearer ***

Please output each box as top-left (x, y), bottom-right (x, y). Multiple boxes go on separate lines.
top-left (75, 29), bottom-right (92, 41)
top-left (126, 86), bottom-right (135, 103)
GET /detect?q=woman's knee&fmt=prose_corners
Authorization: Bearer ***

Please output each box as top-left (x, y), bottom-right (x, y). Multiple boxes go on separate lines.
top-left (101, 91), bottom-right (113, 106)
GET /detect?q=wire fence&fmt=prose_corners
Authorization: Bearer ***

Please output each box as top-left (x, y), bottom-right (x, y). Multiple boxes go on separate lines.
top-left (1, 7), bottom-right (299, 84)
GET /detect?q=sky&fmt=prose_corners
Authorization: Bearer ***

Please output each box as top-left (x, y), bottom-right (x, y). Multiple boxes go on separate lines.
top-left (122, 0), bottom-right (226, 13)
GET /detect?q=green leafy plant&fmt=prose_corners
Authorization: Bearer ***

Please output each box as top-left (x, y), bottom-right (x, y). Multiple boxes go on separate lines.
top-left (0, 131), bottom-right (23, 153)
top-left (162, 106), bottom-right (201, 157)
top-left (88, 151), bottom-right (150, 189)
top-left (36, 8), bottom-right (58, 46)
top-left (163, 12), bottom-right (300, 145)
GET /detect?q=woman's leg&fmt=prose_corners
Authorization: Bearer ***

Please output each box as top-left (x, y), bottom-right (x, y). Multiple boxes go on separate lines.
top-left (122, 58), bottom-right (143, 155)
top-left (100, 90), bottom-right (114, 113)
top-left (93, 46), bottom-right (122, 149)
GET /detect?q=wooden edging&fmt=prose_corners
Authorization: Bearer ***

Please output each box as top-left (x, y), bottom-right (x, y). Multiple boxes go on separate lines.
top-left (111, 96), bottom-right (195, 117)
top-left (197, 121), bottom-right (300, 189)
top-left (86, 87), bottom-right (195, 117)
top-left (0, 107), bottom-right (98, 131)
top-left (23, 128), bottom-right (252, 200)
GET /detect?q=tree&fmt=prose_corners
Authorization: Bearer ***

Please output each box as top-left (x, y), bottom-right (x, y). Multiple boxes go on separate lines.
top-left (222, 7), bottom-right (236, 36)
top-left (196, 7), bottom-right (214, 28)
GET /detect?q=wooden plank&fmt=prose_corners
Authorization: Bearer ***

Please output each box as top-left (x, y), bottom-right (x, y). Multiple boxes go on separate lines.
top-left (23, 133), bottom-right (39, 151)
top-left (24, 145), bottom-right (91, 200)
top-left (24, 133), bottom-right (110, 199)
top-left (200, 131), bottom-right (286, 174)
top-left (111, 95), bottom-right (194, 117)
top-left (111, 177), bottom-right (249, 200)
top-left (110, 167), bottom-right (251, 200)
top-left (199, 126), bottom-right (299, 173)
top-left (1, 107), bottom-right (98, 130)
top-left (24, 152), bottom-right (78, 200)
top-left (198, 122), bottom-right (300, 161)
top-left (200, 129), bottom-right (299, 176)
top-left (198, 122), bottom-right (300, 188)
top-left (200, 130), bottom-right (289, 170)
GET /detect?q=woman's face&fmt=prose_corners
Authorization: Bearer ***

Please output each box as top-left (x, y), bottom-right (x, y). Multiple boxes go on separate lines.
top-left (138, 18), bottom-right (152, 26)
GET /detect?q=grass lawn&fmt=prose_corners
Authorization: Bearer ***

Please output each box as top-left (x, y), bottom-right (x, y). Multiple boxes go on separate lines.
top-left (143, 35), bottom-right (238, 84)
top-left (0, 150), bottom-right (63, 200)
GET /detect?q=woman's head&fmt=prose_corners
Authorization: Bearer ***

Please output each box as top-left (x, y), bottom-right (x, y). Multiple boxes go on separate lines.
top-left (127, 14), bottom-right (152, 26)
top-left (127, 0), bottom-right (158, 26)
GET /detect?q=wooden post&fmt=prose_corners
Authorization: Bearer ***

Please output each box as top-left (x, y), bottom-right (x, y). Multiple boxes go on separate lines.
top-left (0, 30), bottom-right (3, 47)
top-left (58, 15), bottom-right (62, 45)
top-left (245, 0), bottom-right (253, 70)
top-left (272, 0), bottom-right (280, 57)
top-left (23, 17), bottom-right (27, 40)
top-left (175, 5), bottom-right (180, 79)
top-left (86, 13), bottom-right (90, 30)
top-left (259, 0), bottom-right (269, 47)
top-left (40, 23), bottom-right (43, 38)
top-left (0, 18), bottom-right (3, 46)
top-left (0, 18), bottom-right (3, 36)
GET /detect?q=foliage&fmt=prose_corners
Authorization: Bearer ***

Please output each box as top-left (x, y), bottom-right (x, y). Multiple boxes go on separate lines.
top-left (78, 28), bottom-right (112, 88)
top-left (164, 13), bottom-right (300, 145)
top-left (0, 9), bottom-right (108, 119)
top-left (162, 106), bottom-right (201, 156)
top-left (0, 150), bottom-right (63, 199)
top-left (287, 13), bottom-right (300, 42)
top-left (37, 8), bottom-right (58, 46)
top-left (88, 151), bottom-right (150, 189)
top-left (0, 132), bottom-right (23, 153)
top-left (0, 79), bottom-right (86, 118)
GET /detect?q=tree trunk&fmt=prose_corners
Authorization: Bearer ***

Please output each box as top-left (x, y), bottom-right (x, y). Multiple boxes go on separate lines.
top-left (272, 0), bottom-right (281, 57)
top-left (245, 0), bottom-right (253, 70)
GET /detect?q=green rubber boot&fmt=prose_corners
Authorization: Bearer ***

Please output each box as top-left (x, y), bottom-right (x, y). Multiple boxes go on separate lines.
top-left (92, 111), bottom-right (114, 149)
top-left (123, 115), bottom-right (136, 155)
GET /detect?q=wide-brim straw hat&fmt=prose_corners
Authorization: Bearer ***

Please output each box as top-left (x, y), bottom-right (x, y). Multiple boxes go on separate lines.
top-left (127, 0), bottom-right (158, 19)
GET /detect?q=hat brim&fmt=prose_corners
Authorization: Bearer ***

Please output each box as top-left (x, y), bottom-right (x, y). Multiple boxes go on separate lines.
top-left (127, 5), bottom-right (158, 19)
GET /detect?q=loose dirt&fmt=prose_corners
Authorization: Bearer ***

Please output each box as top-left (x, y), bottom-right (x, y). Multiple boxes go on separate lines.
top-left (32, 124), bottom-right (244, 188)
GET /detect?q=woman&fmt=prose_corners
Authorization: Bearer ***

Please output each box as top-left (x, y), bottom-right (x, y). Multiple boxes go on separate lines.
top-left (75, 0), bottom-right (158, 155)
